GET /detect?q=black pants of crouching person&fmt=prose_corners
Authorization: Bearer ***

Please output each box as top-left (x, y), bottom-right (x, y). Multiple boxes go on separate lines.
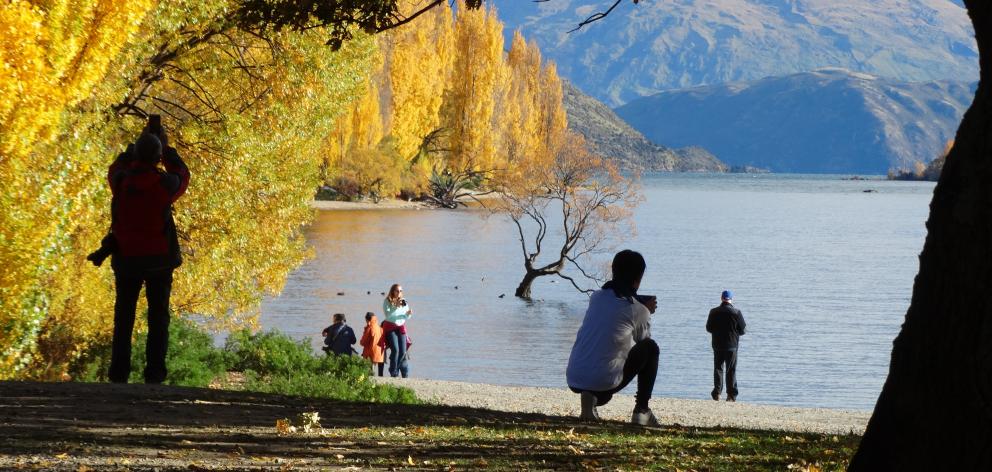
top-left (712, 349), bottom-right (739, 399)
top-left (108, 267), bottom-right (173, 384)
top-left (569, 338), bottom-right (660, 410)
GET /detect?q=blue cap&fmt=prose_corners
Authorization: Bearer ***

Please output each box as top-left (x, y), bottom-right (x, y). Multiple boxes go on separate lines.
top-left (721, 290), bottom-right (733, 300)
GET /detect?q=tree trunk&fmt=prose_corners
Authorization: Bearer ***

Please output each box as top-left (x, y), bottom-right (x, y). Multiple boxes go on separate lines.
top-left (850, 2), bottom-right (992, 468)
top-left (515, 270), bottom-right (541, 299)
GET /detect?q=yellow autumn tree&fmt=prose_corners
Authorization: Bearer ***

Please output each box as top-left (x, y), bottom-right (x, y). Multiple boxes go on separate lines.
top-left (0, 0), bottom-right (155, 376)
top-left (440, 4), bottom-right (506, 172)
top-left (383, 2), bottom-right (454, 162)
top-left (1, 0), bottom-right (379, 377)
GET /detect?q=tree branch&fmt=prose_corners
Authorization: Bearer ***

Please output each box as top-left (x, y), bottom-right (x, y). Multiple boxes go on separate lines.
top-left (568, 0), bottom-right (627, 33)
top-left (557, 272), bottom-right (595, 295)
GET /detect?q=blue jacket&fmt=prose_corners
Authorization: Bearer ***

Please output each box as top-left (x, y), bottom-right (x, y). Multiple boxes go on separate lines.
top-left (323, 323), bottom-right (357, 355)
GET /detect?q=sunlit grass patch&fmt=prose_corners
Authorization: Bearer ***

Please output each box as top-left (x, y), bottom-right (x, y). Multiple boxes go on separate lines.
top-left (318, 420), bottom-right (859, 471)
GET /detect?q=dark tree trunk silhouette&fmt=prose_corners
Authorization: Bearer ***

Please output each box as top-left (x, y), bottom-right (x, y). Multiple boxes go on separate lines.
top-left (514, 265), bottom-right (558, 299)
top-left (850, 1), bottom-right (992, 468)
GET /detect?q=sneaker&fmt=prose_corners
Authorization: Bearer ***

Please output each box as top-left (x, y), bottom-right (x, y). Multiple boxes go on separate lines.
top-left (631, 408), bottom-right (660, 427)
top-left (579, 391), bottom-right (600, 421)
top-left (711, 392), bottom-right (719, 401)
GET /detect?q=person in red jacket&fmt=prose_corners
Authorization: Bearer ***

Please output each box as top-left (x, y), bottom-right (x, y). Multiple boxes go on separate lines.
top-left (106, 121), bottom-right (190, 384)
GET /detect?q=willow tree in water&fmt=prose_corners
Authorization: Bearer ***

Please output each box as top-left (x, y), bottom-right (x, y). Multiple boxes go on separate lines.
top-left (491, 132), bottom-right (639, 299)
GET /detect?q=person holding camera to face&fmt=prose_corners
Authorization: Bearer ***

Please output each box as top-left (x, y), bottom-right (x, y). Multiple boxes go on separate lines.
top-left (381, 283), bottom-right (413, 378)
top-left (103, 115), bottom-right (190, 384)
top-left (566, 250), bottom-right (661, 426)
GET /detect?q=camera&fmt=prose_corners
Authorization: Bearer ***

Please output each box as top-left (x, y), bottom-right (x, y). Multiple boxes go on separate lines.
top-left (634, 294), bottom-right (657, 305)
top-left (400, 299), bottom-right (407, 307)
top-left (86, 233), bottom-right (118, 267)
top-left (147, 114), bottom-right (162, 135)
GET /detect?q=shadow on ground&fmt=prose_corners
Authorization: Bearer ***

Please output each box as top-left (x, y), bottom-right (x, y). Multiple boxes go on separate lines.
top-left (0, 381), bottom-right (652, 470)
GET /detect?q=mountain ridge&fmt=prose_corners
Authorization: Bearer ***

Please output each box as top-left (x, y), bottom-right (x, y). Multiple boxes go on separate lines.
top-left (614, 68), bottom-right (974, 174)
top-left (493, 0), bottom-right (977, 107)
top-left (561, 80), bottom-right (726, 172)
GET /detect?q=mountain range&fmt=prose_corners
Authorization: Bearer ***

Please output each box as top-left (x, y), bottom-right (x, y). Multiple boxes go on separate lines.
top-left (562, 81), bottom-right (726, 172)
top-left (614, 68), bottom-right (974, 174)
top-left (494, 0), bottom-right (977, 107)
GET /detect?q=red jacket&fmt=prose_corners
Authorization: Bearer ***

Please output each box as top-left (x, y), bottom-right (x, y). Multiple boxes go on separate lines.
top-left (108, 147), bottom-right (190, 262)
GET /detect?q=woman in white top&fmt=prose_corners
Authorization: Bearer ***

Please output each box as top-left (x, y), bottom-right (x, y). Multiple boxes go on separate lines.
top-left (565, 250), bottom-right (660, 426)
top-left (382, 283), bottom-right (412, 377)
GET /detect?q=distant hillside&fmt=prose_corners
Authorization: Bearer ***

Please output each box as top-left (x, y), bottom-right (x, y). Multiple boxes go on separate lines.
top-left (562, 81), bottom-right (726, 172)
top-left (494, 0), bottom-right (976, 106)
top-left (615, 68), bottom-right (974, 174)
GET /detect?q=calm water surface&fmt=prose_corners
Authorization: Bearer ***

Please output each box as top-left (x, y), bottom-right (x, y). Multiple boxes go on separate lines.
top-left (260, 174), bottom-right (935, 410)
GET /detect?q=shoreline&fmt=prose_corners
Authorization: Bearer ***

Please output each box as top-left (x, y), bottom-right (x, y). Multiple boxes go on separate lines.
top-left (310, 199), bottom-right (431, 211)
top-left (376, 377), bottom-right (869, 435)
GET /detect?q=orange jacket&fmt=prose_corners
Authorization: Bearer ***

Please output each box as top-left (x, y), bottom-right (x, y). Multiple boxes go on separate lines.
top-left (360, 315), bottom-right (385, 363)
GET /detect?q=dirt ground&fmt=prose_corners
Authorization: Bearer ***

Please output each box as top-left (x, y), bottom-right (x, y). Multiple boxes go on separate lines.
top-left (0, 381), bottom-right (631, 471)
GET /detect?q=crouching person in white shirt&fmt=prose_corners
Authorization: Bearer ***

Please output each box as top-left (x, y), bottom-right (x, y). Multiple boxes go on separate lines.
top-left (566, 249), bottom-right (660, 426)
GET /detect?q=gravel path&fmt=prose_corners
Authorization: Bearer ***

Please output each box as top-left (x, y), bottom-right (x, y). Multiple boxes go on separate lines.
top-left (377, 377), bottom-right (869, 435)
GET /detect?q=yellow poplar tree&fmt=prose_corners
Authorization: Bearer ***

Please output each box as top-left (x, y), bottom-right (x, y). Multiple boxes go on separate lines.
top-left (440, 4), bottom-right (506, 172)
top-left (0, 0), bottom-right (155, 376)
top-left (383, 3), bottom-right (453, 161)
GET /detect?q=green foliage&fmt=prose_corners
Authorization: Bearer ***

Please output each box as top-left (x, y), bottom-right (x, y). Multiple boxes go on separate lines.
top-left (72, 317), bottom-right (229, 386)
top-left (224, 329), bottom-right (317, 375)
top-left (131, 318), bottom-right (231, 387)
top-left (71, 321), bottom-right (417, 404)
top-left (244, 354), bottom-right (419, 403)
top-left (225, 328), bottom-right (419, 403)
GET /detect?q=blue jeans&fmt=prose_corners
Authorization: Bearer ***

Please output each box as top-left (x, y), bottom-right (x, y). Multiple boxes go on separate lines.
top-left (385, 330), bottom-right (409, 378)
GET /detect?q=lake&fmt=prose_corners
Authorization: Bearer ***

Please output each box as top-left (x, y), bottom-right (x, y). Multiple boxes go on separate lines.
top-left (260, 173), bottom-right (935, 411)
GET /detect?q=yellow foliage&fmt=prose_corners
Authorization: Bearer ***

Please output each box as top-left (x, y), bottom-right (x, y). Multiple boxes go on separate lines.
top-left (0, 0), bottom-right (155, 376)
top-left (1, 0), bottom-right (377, 377)
top-left (1, 0), bottom-right (575, 377)
top-left (441, 4), bottom-right (506, 172)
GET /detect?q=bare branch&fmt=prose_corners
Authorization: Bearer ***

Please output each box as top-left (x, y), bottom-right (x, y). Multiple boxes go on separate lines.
top-left (568, 0), bottom-right (625, 33)
top-left (557, 272), bottom-right (595, 295)
top-left (379, 0), bottom-right (446, 32)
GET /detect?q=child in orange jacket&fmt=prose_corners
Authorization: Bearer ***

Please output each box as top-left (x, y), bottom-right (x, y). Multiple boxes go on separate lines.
top-left (360, 312), bottom-right (385, 376)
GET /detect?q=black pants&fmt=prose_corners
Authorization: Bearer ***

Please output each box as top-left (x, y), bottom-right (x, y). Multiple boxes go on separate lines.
top-left (570, 338), bottom-right (659, 410)
top-left (108, 268), bottom-right (173, 383)
top-left (712, 349), bottom-right (738, 399)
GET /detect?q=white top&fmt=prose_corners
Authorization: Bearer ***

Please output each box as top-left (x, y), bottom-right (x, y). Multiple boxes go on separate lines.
top-left (383, 299), bottom-right (411, 326)
top-left (565, 289), bottom-right (652, 392)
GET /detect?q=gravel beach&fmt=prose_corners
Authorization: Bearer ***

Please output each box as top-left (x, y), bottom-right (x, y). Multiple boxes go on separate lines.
top-left (378, 377), bottom-right (869, 435)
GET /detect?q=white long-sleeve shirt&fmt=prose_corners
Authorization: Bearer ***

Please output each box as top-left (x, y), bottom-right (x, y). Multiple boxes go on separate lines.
top-left (566, 289), bottom-right (652, 392)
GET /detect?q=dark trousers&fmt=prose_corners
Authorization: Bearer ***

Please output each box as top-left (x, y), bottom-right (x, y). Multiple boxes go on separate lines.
top-left (712, 349), bottom-right (738, 399)
top-left (385, 330), bottom-right (409, 378)
top-left (570, 338), bottom-right (660, 410)
top-left (108, 269), bottom-right (173, 384)
top-left (375, 362), bottom-right (384, 377)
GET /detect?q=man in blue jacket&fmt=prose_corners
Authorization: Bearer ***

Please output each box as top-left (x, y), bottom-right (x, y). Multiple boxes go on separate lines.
top-left (322, 313), bottom-right (357, 356)
top-left (706, 290), bottom-right (746, 402)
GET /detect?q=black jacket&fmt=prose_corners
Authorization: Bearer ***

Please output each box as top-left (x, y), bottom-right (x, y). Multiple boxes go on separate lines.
top-left (706, 302), bottom-right (746, 350)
